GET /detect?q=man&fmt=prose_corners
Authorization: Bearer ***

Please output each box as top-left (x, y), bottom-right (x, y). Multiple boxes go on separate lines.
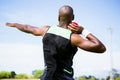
top-left (6, 5), bottom-right (106, 80)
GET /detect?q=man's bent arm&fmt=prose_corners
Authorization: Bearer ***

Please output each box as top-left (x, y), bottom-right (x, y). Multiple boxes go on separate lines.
top-left (69, 24), bottom-right (106, 53)
top-left (71, 33), bottom-right (106, 53)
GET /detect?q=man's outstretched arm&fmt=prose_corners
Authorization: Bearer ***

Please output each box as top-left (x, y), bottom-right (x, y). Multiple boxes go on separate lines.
top-left (6, 23), bottom-right (49, 36)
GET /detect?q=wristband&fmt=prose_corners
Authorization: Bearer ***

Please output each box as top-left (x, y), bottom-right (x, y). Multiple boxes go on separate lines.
top-left (82, 29), bottom-right (91, 37)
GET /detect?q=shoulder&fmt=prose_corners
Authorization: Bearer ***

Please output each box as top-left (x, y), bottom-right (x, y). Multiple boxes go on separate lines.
top-left (36, 25), bottom-right (50, 36)
top-left (71, 33), bottom-right (83, 46)
top-left (40, 25), bottom-right (50, 29)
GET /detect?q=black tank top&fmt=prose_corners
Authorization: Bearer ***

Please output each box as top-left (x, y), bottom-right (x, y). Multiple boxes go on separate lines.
top-left (42, 26), bottom-right (78, 79)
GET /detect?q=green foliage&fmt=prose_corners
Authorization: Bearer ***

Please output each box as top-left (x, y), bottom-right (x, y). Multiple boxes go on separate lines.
top-left (115, 77), bottom-right (120, 80)
top-left (88, 76), bottom-right (97, 80)
top-left (11, 71), bottom-right (16, 78)
top-left (89, 77), bottom-right (96, 80)
top-left (0, 71), bottom-right (11, 79)
top-left (33, 69), bottom-right (44, 79)
top-left (15, 73), bottom-right (29, 79)
top-left (1, 70), bottom-right (120, 79)
top-left (100, 78), bottom-right (105, 80)
top-left (78, 75), bottom-right (98, 80)
top-left (78, 76), bottom-right (87, 80)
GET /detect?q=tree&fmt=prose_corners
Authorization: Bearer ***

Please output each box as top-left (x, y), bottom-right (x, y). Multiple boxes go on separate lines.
top-left (106, 76), bottom-right (110, 80)
top-left (15, 73), bottom-right (29, 79)
top-left (88, 76), bottom-right (97, 80)
top-left (100, 78), bottom-right (105, 80)
top-left (0, 71), bottom-right (11, 79)
top-left (11, 71), bottom-right (16, 78)
top-left (116, 77), bottom-right (120, 80)
top-left (33, 69), bottom-right (44, 79)
top-left (78, 76), bottom-right (87, 80)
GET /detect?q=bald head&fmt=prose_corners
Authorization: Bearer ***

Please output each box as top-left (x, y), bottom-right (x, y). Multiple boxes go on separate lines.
top-left (59, 5), bottom-right (73, 16)
top-left (58, 5), bottom-right (74, 22)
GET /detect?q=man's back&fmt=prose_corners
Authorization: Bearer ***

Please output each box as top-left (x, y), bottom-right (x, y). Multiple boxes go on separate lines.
top-left (41, 26), bottom-right (77, 80)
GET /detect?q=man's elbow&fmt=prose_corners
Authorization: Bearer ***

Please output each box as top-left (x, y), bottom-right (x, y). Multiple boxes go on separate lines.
top-left (92, 42), bottom-right (106, 53)
top-left (96, 44), bottom-right (106, 53)
top-left (100, 46), bottom-right (106, 53)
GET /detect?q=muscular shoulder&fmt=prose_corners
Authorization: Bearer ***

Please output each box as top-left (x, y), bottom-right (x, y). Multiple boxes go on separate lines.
top-left (38, 25), bottom-right (50, 36)
top-left (71, 34), bottom-right (83, 46)
top-left (33, 25), bottom-right (50, 36)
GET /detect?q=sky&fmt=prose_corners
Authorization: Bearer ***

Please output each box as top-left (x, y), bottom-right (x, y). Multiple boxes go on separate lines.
top-left (0, 0), bottom-right (120, 78)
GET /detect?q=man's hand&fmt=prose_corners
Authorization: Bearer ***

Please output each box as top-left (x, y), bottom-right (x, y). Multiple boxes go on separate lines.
top-left (6, 23), bottom-right (16, 27)
top-left (68, 23), bottom-right (84, 34)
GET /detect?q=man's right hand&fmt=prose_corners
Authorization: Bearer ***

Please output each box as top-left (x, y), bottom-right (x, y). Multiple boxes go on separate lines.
top-left (68, 23), bottom-right (84, 34)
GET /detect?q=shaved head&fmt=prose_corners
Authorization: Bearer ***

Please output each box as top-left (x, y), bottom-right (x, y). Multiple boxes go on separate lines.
top-left (58, 5), bottom-right (74, 22)
top-left (59, 5), bottom-right (73, 16)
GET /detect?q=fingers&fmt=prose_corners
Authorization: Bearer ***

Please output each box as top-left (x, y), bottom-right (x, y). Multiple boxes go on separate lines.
top-left (6, 23), bottom-right (10, 26)
top-left (68, 24), bottom-right (78, 33)
top-left (68, 24), bottom-right (79, 31)
top-left (6, 23), bottom-right (15, 27)
top-left (69, 23), bottom-right (78, 28)
top-left (68, 23), bottom-right (84, 34)
top-left (68, 24), bottom-right (77, 30)
top-left (68, 25), bottom-right (76, 31)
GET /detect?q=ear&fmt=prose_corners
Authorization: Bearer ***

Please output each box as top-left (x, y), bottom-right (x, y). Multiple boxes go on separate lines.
top-left (72, 14), bottom-right (74, 20)
top-left (58, 15), bottom-right (60, 21)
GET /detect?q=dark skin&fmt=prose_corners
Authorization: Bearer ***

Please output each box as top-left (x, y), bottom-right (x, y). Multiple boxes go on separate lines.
top-left (6, 5), bottom-right (106, 53)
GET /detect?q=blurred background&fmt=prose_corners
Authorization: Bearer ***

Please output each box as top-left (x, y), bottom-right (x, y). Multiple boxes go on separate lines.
top-left (0, 0), bottom-right (120, 79)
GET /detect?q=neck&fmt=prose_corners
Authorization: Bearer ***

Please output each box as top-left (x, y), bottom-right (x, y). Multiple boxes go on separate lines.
top-left (58, 21), bottom-right (71, 29)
